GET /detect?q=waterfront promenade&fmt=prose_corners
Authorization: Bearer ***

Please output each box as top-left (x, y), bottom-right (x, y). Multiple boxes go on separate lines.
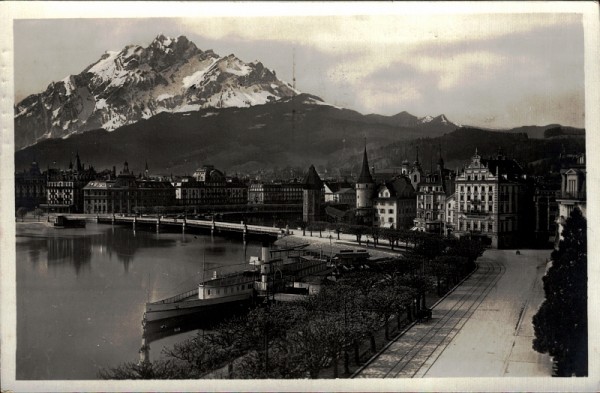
top-left (354, 249), bottom-right (553, 378)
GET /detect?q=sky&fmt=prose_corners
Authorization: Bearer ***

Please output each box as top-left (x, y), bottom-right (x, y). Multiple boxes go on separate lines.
top-left (13, 12), bottom-right (585, 129)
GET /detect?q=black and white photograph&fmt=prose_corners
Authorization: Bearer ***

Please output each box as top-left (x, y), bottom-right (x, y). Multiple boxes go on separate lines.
top-left (1, 2), bottom-right (598, 391)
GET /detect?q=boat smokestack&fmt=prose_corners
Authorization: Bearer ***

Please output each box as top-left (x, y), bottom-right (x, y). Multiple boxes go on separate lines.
top-left (261, 241), bottom-right (269, 263)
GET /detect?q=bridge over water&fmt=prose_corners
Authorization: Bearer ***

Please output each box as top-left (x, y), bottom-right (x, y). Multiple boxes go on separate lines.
top-left (84, 214), bottom-right (285, 238)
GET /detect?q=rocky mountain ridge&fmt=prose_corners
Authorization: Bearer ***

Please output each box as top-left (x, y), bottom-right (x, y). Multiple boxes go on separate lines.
top-left (14, 34), bottom-right (298, 150)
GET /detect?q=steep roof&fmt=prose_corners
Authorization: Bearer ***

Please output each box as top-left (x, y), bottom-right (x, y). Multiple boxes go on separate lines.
top-left (303, 164), bottom-right (324, 190)
top-left (378, 176), bottom-right (415, 199)
top-left (357, 147), bottom-right (374, 184)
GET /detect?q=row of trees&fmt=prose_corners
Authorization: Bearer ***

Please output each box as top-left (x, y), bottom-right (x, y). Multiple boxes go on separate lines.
top-left (293, 220), bottom-right (443, 250)
top-left (16, 206), bottom-right (45, 222)
top-left (100, 234), bottom-right (485, 379)
top-left (533, 208), bottom-right (587, 376)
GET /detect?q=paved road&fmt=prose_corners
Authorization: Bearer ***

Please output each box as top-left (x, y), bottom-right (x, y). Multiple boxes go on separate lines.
top-left (355, 249), bottom-right (553, 378)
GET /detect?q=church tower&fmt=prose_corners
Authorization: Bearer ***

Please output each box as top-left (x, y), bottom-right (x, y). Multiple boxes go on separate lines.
top-left (302, 164), bottom-right (324, 223)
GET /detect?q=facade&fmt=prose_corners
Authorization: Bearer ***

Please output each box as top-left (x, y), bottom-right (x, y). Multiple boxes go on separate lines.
top-left (83, 162), bottom-right (174, 214)
top-left (355, 147), bottom-right (376, 225)
top-left (248, 182), bottom-right (303, 205)
top-left (15, 160), bottom-right (47, 209)
top-left (302, 165), bottom-right (324, 223)
top-left (445, 193), bottom-right (457, 234)
top-left (555, 153), bottom-right (586, 246)
top-left (414, 152), bottom-right (455, 234)
top-left (453, 149), bottom-right (528, 248)
top-left (374, 176), bottom-right (416, 229)
top-left (42, 153), bottom-right (97, 213)
top-left (172, 175), bottom-right (247, 208)
top-left (333, 188), bottom-right (356, 206)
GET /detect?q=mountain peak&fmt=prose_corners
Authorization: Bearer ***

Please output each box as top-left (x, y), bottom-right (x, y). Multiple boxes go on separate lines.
top-left (14, 34), bottom-right (300, 150)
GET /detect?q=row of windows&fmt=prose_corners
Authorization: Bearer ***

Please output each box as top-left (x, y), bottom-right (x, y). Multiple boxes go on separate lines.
top-left (460, 185), bottom-right (494, 192)
top-left (206, 283), bottom-right (253, 295)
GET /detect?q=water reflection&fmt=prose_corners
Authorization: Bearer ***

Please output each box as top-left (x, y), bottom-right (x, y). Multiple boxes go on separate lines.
top-left (16, 222), bottom-right (262, 379)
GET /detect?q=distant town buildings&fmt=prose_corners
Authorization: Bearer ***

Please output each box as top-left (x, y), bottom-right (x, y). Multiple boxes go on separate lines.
top-left (42, 153), bottom-right (97, 213)
top-left (172, 165), bottom-right (247, 209)
top-left (83, 162), bottom-right (174, 214)
top-left (248, 182), bottom-right (303, 205)
top-left (14, 144), bottom-right (584, 251)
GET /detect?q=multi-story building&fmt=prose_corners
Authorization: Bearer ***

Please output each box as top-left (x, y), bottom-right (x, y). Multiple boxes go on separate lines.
top-left (374, 176), bottom-right (416, 230)
top-left (445, 193), bottom-right (457, 235)
top-left (172, 173), bottom-right (247, 209)
top-left (15, 160), bottom-right (47, 209)
top-left (453, 149), bottom-right (528, 248)
top-left (248, 182), bottom-right (303, 205)
top-left (42, 153), bottom-right (97, 213)
top-left (414, 152), bottom-right (455, 234)
top-left (333, 188), bottom-right (356, 206)
top-left (555, 153), bottom-right (586, 246)
top-left (83, 162), bottom-right (174, 214)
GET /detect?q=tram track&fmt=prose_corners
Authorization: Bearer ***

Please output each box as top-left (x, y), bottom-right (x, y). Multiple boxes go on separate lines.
top-left (354, 258), bottom-right (506, 378)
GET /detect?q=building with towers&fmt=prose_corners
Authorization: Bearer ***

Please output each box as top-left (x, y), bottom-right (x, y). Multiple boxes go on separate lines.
top-left (83, 161), bottom-right (174, 214)
top-left (42, 152), bottom-right (97, 213)
top-left (453, 148), bottom-right (529, 248)
top-left (414, 146), bottom-right (456, 234)
top-left (302, 164), bottom-right (324, 223)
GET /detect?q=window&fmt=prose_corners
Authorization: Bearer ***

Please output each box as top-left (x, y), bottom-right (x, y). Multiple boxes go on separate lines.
top-left (388, 209), bottom-right (393, 214)
top-left (388, 217), bottom-right (393, 223)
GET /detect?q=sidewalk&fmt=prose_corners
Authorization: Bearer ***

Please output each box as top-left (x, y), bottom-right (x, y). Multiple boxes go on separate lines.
top-left (279, 229), bottom-right (407, 259)
top-left (355, 249), bottom-right (553, 378)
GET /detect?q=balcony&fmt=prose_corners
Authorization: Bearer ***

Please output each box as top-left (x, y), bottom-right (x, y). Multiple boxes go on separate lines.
top-left (463, 210), bottom-right (490, 218)
top-left (557, 191), bottom-right (586, 200)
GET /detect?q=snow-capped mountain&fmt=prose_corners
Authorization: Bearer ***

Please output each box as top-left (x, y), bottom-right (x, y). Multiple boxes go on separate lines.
top-left (417, 114), bottom-right (460, 127)
top-left (14, 34), bottom-right (298, 150)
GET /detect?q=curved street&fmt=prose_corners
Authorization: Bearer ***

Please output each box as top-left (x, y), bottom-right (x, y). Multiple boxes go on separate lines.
top-left (355, 249), bottom-right (553, 378)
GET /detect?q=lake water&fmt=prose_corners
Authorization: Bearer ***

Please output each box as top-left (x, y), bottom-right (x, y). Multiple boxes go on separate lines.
top-left (15, 222), bottom-right (261, 380)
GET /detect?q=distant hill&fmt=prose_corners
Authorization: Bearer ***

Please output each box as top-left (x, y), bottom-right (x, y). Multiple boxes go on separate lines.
top-left (489, 124), bottom-right (584, 139)
top-left (369, 127), bottom-right (586, 176)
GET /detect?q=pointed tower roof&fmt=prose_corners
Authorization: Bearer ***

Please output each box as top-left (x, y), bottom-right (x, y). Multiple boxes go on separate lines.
top-left (357, 147), bottom-right (374, 184)
top-left (303, 164), bottom-right (323, 190)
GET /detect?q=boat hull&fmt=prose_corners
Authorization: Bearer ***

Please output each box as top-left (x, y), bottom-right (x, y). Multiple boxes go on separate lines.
top-left (144, 293), bottom-right (254, 322)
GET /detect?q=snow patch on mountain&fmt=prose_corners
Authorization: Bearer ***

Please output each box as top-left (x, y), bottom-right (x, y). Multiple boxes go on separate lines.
top-left (182, 58), bottom-right (218, 88)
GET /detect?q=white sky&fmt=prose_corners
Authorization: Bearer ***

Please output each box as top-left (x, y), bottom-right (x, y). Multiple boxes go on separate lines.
top-left (12, 7), bottom-right (585, 129)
